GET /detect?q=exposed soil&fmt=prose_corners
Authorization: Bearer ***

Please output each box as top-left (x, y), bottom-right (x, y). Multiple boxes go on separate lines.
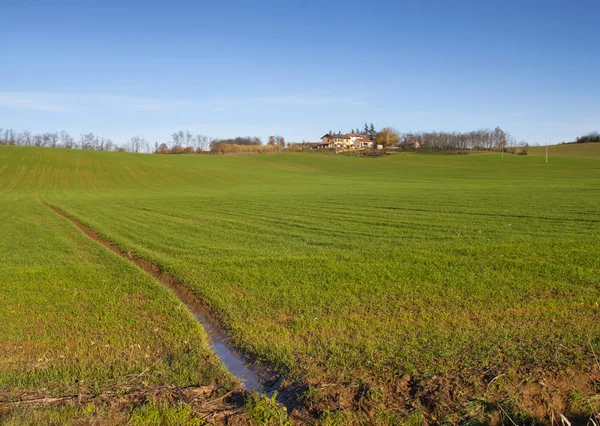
top-left (296, 364), bottom-right (600, 425)
top-left (0, 383), bottom-right (249, 424)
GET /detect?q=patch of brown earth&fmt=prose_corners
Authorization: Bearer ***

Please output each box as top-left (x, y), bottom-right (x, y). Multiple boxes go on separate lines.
top-left (0, 384), bottom-right (249, 425)
top-left (300, 366), bottom-right (599, 425)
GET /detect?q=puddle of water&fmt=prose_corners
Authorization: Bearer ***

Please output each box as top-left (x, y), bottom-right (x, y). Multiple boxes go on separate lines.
top-left (191, 311), bottom-right (264, 393)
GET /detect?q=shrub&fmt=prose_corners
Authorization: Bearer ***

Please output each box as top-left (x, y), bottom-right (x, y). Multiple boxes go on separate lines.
top-left (155, 143), bottom-right (169, 154)
top-left (212, 144), bottom-right (283, 155)
top-left (518, 144), bottom-right (529, 155)
top-left (413, 148), bottom-right (470, 155)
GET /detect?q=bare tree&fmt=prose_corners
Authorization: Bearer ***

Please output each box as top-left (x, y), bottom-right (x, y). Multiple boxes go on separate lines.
top-left (129, 136), bottom-right (147, 153)
top-left (48, 132), bottom-right (59, 148)
top-left (268, 135), bottom-right (285, 147)
top-left (60, 131), bottom-right (75, 149)
top-left (171, 130), bottom-right (184, 147)
top-left (184, 130), bottom-right (195, 149)
top-left (80, 133), bottom-right (96, 150)
top-left (21, 130), bottom-right (32, 146)
top-left (396, 128), bottom-right (514, 151)
top-left (5, 129), bottom-right (16, 145)
top-left (195, 134), bottom-right (209, 151)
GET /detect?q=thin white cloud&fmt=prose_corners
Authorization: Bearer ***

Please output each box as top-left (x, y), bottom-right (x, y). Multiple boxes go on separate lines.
top-left (0, 92), bottom-right (202, 112)
top-left (0, 92), bottom-right (68, 112)
top-left (0, 91), bottom-right (367, 113)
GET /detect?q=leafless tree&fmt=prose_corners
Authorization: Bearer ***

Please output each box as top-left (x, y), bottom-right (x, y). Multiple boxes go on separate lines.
top-left (20, 130), bottom-right (32, 146)
top-left (195, 134), bottom-right (209, 151)
top-left (171, 130), bottom-right (184, 147)
top-left (5, 129), bottom-right (16, 145)
top-left (128, 136), bottom-right (148, 153)
top-left (80, 133), bottom-right (97, 150)
top-left (397, 127), bottom-right (514, 151)
top-left (184, 130), bottom-right (195, 148)
top-left (60, 131), bottom-right (74, 149)
top-left (47, 132), bottom-right (58, 148)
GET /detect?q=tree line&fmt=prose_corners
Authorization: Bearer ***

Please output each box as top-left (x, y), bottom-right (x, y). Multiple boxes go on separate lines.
top-left (0, 127), bottom-right (150, 153)
top-left (1, 124), bottom-right (536, 154)
top-left (396, 127), bottom-right (519, 150)
top-left (573, 132), bottom-right (600, 144)
top-left (356, 125), bottom-right (522, 150)
top-left (0, 127), bottom-right (287, 154)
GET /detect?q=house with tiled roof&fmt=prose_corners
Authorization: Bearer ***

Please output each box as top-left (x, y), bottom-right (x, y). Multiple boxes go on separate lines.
top-left (317, 133), bottom-right (373, 149)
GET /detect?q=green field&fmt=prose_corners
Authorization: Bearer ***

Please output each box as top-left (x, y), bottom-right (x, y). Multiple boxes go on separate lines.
top-left (1, 145), bottom-right (599, 424)
top-left (529, 142), bottom-right (600, 157)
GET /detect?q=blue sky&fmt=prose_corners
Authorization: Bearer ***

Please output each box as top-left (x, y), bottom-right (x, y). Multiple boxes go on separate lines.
top-left (1, 0), bottom-right (598, 145)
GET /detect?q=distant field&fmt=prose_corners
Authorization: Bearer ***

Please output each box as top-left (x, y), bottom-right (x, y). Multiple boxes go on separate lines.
top-left (1, 146), bottom-right (599, 424)
top-left (529, 141), bottom-right (600, 157)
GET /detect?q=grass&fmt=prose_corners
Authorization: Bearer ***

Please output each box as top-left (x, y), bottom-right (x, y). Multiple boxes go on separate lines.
top-left (0, 150), bottom-right (236, 423)
top-left (0, 194), bottom-right (228, 389)
top-left (246, 392), bottom-right (292, 426)
top-left (1, 144), bottom-right (599, 423)
top-left (529, 141), bottom-right (600, 157)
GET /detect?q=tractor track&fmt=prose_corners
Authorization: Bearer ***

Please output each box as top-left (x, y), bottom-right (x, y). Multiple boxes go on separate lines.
top-left (38, 198), bottom-right (308, 422)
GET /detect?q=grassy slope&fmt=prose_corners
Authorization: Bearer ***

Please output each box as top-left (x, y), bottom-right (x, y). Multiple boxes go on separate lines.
top-left (0, 150), bottom-right (234, 424)
top-left (1, 145), bottom-right (599, 422)
top-left (529, 141), bottom-right (600, 157)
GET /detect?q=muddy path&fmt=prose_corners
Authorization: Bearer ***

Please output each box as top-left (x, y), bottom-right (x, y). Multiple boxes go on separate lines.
top-left (39, 199), bottom-right (308, 421)
top-left (0, 384), bottom-right (247, 424)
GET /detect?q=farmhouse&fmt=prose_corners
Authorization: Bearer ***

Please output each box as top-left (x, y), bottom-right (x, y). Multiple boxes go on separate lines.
top-left (317, 133), bottom-right (373, 149)
top-left (405, 141), bottom-right (421, 149)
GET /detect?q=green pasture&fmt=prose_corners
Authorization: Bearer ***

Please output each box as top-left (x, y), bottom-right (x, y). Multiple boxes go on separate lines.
top-left (0, 150), bottom-right (235, 424)
top-left (529, 141), bottom-right (600, 157)
top-left (1, 145), bottom-right (599, 423)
